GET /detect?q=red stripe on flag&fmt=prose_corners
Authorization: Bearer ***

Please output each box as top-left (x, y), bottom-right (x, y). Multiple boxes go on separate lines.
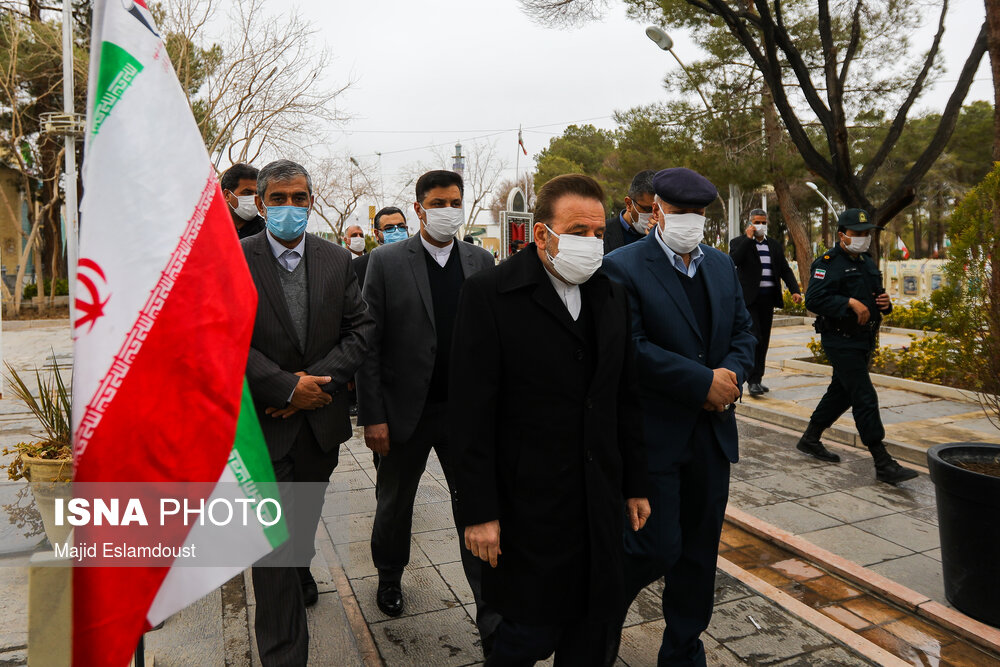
top-left (72, 180), bottom-right (256, 666)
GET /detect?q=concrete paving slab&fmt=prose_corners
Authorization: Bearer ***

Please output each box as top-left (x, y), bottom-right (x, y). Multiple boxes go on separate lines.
top-left (747, 473), bottom-right (836, 500)
top-left (868, 554), bottom-right (946, 605)
top-left (412, 501), bottom-right (459, 534)
top-left (144, 587), bottom-right (226, 666)
top-left (353, 565), bottom-right (461, 622)
top-left (334, 537), bottom-right (431, 580)
top-left (771, 646), bottom-right (874, 666)
top-left (305, 589), bottom-right (365, 667)
top-left (727, 481), bottom-right (785, 509)
top-left (854, 514), bottom-right (939, 553)
top-left (798, 491), bottom-right (897, 524)
top-left (0, 557), bottom-right (28, 652)
top-left (368, 605), bottom-right (480, 666)
top-left (880, 400), bottom-right (977, 425)
top-left (322, 487), bottom-right (378, 517)
top-left (799, 525), bottom-right (913, 567)
top-left (730, 456), bottom-right (780, 482)
top-left (796, 464), bottom-right (881, 492)
top-left (843, 483), bottom-right (936, 513)
top-left (624, 580), bottom-right (666, 627)
top-left (412, 527), bottom-right (461, 565)
top-left (747, 502), bottom-right (843, 534)
top-left (707, 596), bottom-right (831, 663)
top-left (437, 561), bottom-right (473, 606)
top-left (324, 511), bottom-right (376, 545)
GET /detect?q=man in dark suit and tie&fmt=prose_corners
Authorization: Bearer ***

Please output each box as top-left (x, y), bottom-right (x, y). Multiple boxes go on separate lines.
top-left (729, 208), bottom-right (803, 396)
top-left (604, 167), bottom-right (755, 666)
top-left (242, 159), bottom-right (373, 666)
top-left (453, 174), bottom-right (650, 664)
top-left (352, 206), bottom-right (409, 291)
top-left (355, 170), bottom-right (498, 637)
top-left (604, 169), bottom-right (657, 254)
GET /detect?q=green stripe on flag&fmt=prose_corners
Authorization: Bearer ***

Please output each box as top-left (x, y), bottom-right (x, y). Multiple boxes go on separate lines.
top-left (92, 41), bottom-right (143, 135)
top-left (228, 378), bottom-right (289, 548)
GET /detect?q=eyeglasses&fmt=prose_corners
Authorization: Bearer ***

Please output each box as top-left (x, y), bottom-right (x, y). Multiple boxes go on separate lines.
top-left (382, 224), bottom-right (407, 233)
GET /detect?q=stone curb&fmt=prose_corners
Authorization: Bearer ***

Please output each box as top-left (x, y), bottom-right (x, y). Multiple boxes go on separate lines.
top-left (735, 401), bottom-right (927, 466)
top-left (716, 557), bottom-right (906, 667)
top-left (725, 506), bottom-right (1000, 657)
top-left (318, 525), bottom-right (383, 666)
top-left (780, 358), bottom-right (988, 405)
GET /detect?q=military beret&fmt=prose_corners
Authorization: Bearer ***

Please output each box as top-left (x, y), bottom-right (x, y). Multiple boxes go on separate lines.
top-left (837, 208), bottom-right (880, 231)
top-left (652, 168), bottom-right (718, 209)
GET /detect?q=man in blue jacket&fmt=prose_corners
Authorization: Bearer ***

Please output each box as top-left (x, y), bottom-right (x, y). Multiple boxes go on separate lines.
top-left (604, 167), bottom-right (755, 666)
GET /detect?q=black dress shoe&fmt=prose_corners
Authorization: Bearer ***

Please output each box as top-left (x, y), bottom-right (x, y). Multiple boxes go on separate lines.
top-left (761, 384), bottom-right (770, 393)
top-left (875, 459), bottom-right (919, 485)
top-left (796, 437), bottom-right (841, 462)
top-left (377, 581), bottom-right (403, 617)
top-left (298, 567), bottom-right (318, 608)
top-left (748, 382), bottom-right (765, 396)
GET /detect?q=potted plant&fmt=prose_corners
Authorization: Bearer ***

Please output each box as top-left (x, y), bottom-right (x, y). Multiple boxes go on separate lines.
top-left (3, 360), bottom-right (72, 546)
top-left (926, 163), bottom-right (1000, 628)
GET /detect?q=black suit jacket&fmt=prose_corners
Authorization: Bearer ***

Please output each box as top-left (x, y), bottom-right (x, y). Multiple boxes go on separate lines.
top-left (729, 234), bottom-right (800, 307)
top-left (450, 245), bottom-right (647, 624)
top-left (242, 231), bottom-right (374, 459)
top-left (352, 251), bottom-right (372, 291)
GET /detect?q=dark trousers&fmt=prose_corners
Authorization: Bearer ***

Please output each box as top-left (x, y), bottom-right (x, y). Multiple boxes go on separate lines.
top-left (486, 618), bottom-right (619, 667)
top-left (252, 424), bottom-right (338, 667)
top-left (810, 345), bottom-right (885, 447)
top-left (747, 296), bottom-right (775, 384)
top-left (370, 402), bottom-right (499, 640)
top-left (620, 419), bottom-right (731, 666)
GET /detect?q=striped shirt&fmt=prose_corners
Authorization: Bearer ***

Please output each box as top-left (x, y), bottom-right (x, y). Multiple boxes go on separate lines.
top-left (756, 239), bottom-right (775, 290)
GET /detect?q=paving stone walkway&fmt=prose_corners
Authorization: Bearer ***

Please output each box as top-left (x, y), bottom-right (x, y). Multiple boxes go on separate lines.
top-left (749, 323), bottom-right (1000, 450)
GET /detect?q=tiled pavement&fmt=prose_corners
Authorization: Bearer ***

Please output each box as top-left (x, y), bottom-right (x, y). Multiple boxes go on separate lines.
top-left (730, 420), bottom-right (947, 605)
top-left (322, 424), bottom-right (885, 666)
top-left (753, 324), bottom-right (1000, 447)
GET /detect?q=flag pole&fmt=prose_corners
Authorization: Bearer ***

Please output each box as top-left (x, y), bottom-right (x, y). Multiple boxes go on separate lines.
top-left (62, 0), bottom-right (79, 329)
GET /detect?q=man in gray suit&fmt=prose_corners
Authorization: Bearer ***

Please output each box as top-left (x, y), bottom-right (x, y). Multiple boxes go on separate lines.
top-left (242, 159), bottom-right (373, 666)
top-left (356, 170), bottom-right (497, 637)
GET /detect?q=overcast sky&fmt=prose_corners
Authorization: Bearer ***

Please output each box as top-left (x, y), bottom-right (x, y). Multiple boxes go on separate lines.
top-left (288, 0), bottom-right (990, 230)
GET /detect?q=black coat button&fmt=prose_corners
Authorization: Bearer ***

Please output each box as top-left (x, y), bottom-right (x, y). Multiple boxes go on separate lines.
top-left (585, 398), bottom-right (593, 409)
top-left (586, 450), bottom-right (593, 462)
top-left (576, 349), bottom-right (584, 361)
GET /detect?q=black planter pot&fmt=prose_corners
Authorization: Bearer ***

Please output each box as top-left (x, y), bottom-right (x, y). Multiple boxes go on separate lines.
top-left (927, 442), bottom-right (1000, 628)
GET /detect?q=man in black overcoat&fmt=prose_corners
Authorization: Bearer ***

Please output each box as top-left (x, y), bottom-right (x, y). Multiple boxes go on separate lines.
top-left (451, 174), bottom-right (650, 665)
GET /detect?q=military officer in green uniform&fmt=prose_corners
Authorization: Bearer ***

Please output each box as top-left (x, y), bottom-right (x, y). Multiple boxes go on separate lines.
top-left (796, 209), bottom-right (918, 485)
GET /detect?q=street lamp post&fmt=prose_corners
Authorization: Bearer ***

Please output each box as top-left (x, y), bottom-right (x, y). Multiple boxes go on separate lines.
top-left (646, 26), bottom-right (743, 242)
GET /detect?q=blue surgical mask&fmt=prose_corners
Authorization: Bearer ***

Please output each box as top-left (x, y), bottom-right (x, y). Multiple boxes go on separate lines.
top-left (265, 205), bottom-right (309, 241)
top-left (383, 227), bottom-right (408, 244)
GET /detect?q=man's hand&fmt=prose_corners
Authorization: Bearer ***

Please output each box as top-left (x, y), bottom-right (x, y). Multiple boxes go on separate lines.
top-left (876, 292), bottom-right (891, 312)
top-left (465, 520), bottom-right (501, 567)
top-left (290, 374), bottom-right (333, 410)
top-left (848, 298), bottom-right (871, 325)
top-left (364, 423), bottom-right (391, 457)
top-left (791, 292), bottom-right (804, 304)
top-left (745, 225), bottom-right (755, 238)
top-left (626, 498), bottom-right (651, 531)
top-left (265, 406), bottom-right (299, 419)
top-left (705, 368), bottom-right (740, 411)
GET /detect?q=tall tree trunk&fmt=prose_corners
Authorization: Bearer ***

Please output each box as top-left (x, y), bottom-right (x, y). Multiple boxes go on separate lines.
top-left (987, 0), bottom-right (1000, 161)
top-left (762, 86), bottom-right (813, 286)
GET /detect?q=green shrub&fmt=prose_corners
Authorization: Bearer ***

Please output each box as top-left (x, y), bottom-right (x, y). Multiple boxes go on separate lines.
top-left (781, 289), bottom-right (807, 315)
top-left (882, 299), bottom-right (944, 332)
top-left (22, 283), bottom-right (37, 299)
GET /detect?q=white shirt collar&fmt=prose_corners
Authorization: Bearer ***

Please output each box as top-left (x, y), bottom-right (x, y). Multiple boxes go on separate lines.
top-left (654, 228), bottom-right (705, 278)
top-left (542, 262), bottom-right (582, 321)
top-left (420, 232), bottom-right (454, 267)
top-left (266, 230), bottom-right (305, 259)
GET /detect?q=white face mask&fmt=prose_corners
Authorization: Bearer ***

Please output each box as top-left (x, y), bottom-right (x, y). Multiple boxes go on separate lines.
top-left (658, 208), bottom-right (706, 254)
top-left (348, 237), bottom-right (365, 253)
top-left (231, 194), bottom-right (259, 221)
top-left (842, 234), bottom-right (871, 254)
top-left (421, 205), bottom-right (464, 242)
top-left (631, 210), bottom-right (652, 235)
top-left (753, 223), bottom-right (767, 237)
top-left (545, 225), bottom-right (604, 285)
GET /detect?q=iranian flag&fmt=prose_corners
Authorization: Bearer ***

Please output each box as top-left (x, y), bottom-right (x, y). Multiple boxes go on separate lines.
top-left (72, 1), bottom-right (285, 665)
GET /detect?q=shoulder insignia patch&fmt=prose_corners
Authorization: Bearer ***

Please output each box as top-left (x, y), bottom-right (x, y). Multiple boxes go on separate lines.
top-left (813, 268), bottom-right (827, 279)
top-left (823, 254), bottom-right (830, 260)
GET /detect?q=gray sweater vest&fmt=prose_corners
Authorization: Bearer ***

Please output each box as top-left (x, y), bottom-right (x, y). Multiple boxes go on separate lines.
top-left (276, 254), bottom-right (309, 349)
